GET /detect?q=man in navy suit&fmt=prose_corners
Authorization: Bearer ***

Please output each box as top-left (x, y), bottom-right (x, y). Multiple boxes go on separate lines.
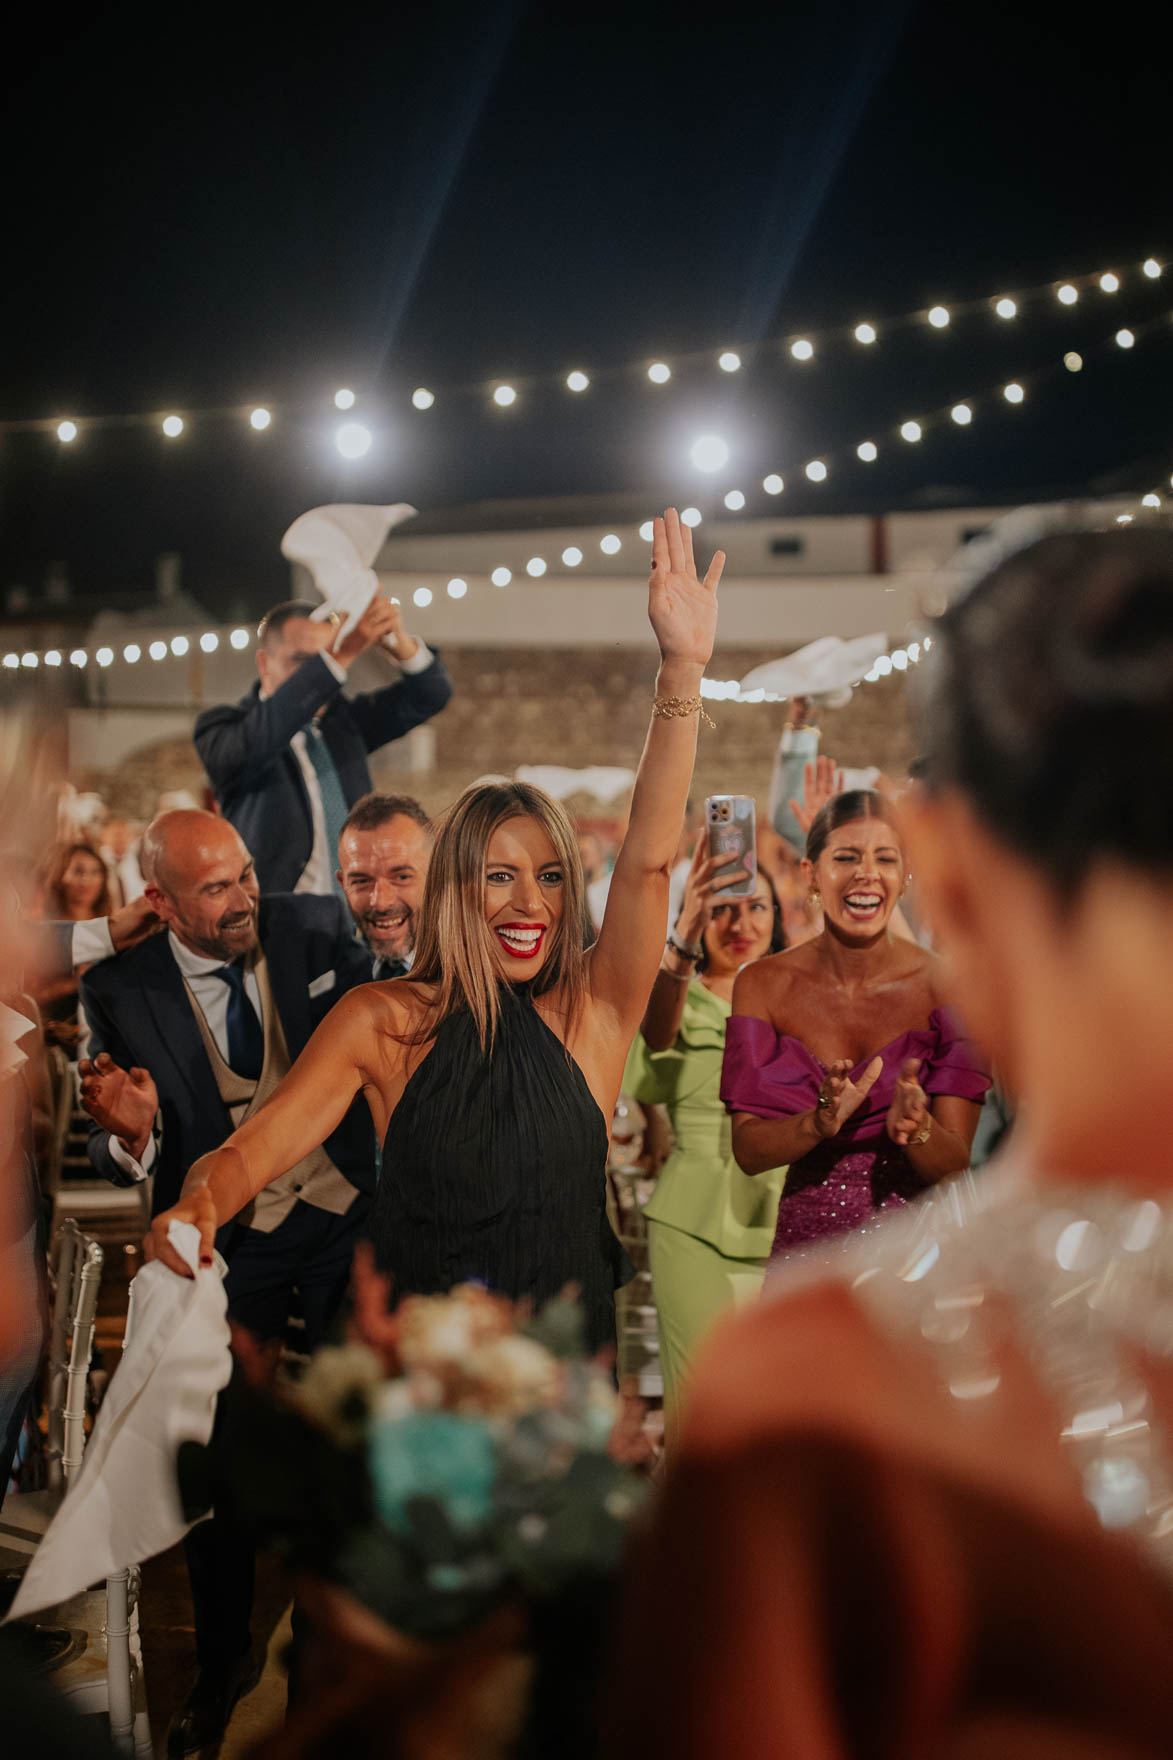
top-left (194, 594), bottom-right (452, 895)
top-left (78, 810), bottom-right (378, 1754)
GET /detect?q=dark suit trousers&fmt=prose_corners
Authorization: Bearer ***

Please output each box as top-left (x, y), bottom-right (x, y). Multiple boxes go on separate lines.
top-left (184, 1196), bottom-right (369, 1672)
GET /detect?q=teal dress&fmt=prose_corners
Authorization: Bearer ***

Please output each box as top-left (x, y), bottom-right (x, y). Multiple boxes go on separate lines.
top-left (623, 980), bottom-right (785, 1429)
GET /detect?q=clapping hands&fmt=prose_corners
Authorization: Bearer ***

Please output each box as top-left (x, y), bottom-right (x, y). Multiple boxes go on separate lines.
top-left (813, 1055), bottom-right (884, 1139)
top-left (886, 1057), bottom-right (930, 1146)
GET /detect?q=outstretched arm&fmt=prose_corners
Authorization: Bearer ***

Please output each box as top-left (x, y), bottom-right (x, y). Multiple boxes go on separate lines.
top-left (588, 509), bottom-right (723, 1042)
top-left (143, 987), bottom-right (383, 1276)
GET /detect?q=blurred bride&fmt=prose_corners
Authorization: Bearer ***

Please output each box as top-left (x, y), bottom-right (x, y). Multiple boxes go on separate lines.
top-left (607, 525), bottom-right (1173, 1759)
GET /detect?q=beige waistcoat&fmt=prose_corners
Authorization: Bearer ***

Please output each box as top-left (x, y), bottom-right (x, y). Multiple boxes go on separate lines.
top-left (183, 950), bottom-right (359, 1233)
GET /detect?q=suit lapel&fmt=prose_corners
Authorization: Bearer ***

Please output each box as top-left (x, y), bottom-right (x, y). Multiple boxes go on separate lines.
top-left (136, 934), bottom-right (230, 1126)
top-left (259, 901), bottom-right (311, 1056)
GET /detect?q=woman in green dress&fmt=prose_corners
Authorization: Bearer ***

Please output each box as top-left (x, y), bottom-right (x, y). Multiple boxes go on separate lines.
top-left (623, 835), bottom-right (785, 1444)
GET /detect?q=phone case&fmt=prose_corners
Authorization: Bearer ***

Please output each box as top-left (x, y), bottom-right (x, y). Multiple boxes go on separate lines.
top-left (704, 795), bottom-right (757, 898)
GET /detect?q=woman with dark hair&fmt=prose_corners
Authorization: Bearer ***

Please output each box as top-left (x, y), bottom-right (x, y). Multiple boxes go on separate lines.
top-left (145, 510), bottom-right (724, 1350)
top-left (34, 842), bottom-right (113, 1051)
top-left (608, 527), bottom-right (1173, 1759)
top-left (623, 834), bottom-right (786, 1437)
top-left (722, 787), bottom-right (989, 1258)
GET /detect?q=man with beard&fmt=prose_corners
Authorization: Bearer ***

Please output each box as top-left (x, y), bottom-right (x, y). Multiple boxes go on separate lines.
top-left (335, 792), bottom-right (432, 977)
top-left (77, 808), bottom-right (376, 1755)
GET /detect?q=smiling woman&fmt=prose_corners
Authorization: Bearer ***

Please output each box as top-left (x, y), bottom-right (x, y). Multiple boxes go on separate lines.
top-left (145, 508), bottom-right (724, 1351)
top-left (722, 789), bottom-right (991, 1259)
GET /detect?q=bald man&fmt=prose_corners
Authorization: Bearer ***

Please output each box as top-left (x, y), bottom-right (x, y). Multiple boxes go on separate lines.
top-left (78, 810), bottom-right (377, 1753)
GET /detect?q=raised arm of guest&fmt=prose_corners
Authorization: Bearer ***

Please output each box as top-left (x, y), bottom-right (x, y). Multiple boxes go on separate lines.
top-left (586, 509), bottom-right (723, 1050)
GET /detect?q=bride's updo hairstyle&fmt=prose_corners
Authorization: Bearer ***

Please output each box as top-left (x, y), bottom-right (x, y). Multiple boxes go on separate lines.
top-left (921, 527), bottom-right (1173, 897)
top-left (409, 780), bottom-right (591, 1048)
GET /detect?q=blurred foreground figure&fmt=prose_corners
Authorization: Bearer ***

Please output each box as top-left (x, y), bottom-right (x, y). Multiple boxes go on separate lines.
top-left (607, 528), bottom-right (1173, 1760)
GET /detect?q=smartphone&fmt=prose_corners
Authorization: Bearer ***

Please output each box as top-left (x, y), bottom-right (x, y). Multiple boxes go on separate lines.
top-left (705, 795), bottom-right (757, 898)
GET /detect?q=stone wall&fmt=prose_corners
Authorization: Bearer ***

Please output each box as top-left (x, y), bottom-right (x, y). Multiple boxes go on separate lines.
top-left (74, 645), bottom-right (914, 830)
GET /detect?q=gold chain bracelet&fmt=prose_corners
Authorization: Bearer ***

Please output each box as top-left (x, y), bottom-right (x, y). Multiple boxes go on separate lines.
top-left (652, 693), bottom-right (716, 730)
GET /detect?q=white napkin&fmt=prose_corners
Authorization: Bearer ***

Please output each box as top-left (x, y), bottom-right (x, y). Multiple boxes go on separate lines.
top-left (738, 634), bottom-right (889, 704)
top-left (281, 503), bottom-right (417, 644)
top-left (8, 1222), bottom-right (232, 1620)
top-left (514, 765), bottom-right (636, 805)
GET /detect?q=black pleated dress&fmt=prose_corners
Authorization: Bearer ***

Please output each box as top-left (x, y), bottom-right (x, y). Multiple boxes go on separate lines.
top-left (368, 983), bottom-right (633, 1351)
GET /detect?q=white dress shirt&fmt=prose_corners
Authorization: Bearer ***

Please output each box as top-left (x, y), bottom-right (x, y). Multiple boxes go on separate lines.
top-left (291, 641), bottom-right (435, 896)
top-left (72, 917), bottom-right (115, 967)
top-left (107, 931), bottom-right (262, 1182)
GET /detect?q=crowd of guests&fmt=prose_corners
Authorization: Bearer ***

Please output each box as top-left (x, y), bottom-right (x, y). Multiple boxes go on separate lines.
top-left (5, 514), bottom-right (1173, 1757)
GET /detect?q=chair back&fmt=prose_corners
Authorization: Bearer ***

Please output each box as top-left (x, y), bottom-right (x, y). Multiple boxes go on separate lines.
top-left (44, 1219), bottom-right (103, 1492)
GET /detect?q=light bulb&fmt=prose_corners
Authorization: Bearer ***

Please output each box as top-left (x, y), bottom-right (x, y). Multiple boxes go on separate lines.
top-left (900, 420), bottom-right (923, 442)
top-left (162, 415), bottom-right (184, 437)
top-left (994, 297), bottom-right (1017, 319)
top-left (230, 628), bottom-right (250, 649)
top-left (1142, 493), bottom-right (1162, 508)
top-left (1099, 271), bottom-right (1120, 293)
top-left (123, 645), bottom-right (141, 664)
top-left (723, 489), bottom-right (745, 510)
top-left (70, 650), bottom-right (88, 667)
top-left (44, 650), bottom-right (61, 667)
top-left (1116, 328), bottom-right (1135, 349)
top-left (805, 460), bottom-right (827, 482)
top-left (492, 385), bottom-right (516, 407)
top-left (250, 407), bottom-right (271, 430)
top-left (335, 422), bottom-right (372, 458)
top-left (1064, 352), bottom-right (1083, 372)
top-left (690, 434), bottom-right (729, 472)
top-left (1143, 259), bottom-right (1162, 279)
top-left (647, 361), bottom-right (671, 384)
top-left (927, 306), bottom-right (950, 328)
top-left (491, 567), bottom-right (512, 586)
top-left (762, 473), bottom-right (784, 495)
top-left (526, 556), bottom-right (548, 577)
top-left (1057, 284), bottom-right (1078, 305)
top-left (200, 632), bottom-right (219, 652)
top-left (1004, 382), bottom-right (1025, 403)
top-left (891, 650), bottom-right (909, 671)
top-left (562, 546), bottom-right (583, 566)
top-left (790, 338), bottom-right (814, 360)
top-left (170, 635), bottom-right (189, 657)
top-left (413, 587), bottom-right (433, 607)
top-left (639, 521), bottom-right (655, 541)
top-left (334, 388), bottom-right (356, 410)
top-left (857, 441), bottom-right (878, 462)
top-left (600, 534), bottom-right (622, 554)
top-left (96, 647), bottom-right (114, 667)
top-left (412, 388), bottom-right (435, 410)
top-left (447, 578), bottom-right (468, 599)
top-left (680, 507), bottom-right (702, 527)
top-left (149, 641), bottom-right (167, 660)
top-left (951, 403), bottom-right (972, 425)
top-left (56, 420), bottom-right (78, 443)
top-left (854, 323), bottom-right (877, 344)
top-left (565, 371), bottom-right (589, 392)
top-left (717, 350), bottom-right (741, 372)
top-left (20, 653), bottom-right (37, 669)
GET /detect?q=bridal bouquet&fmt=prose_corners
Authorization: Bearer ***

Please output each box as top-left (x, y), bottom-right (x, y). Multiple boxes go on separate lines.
top-left (178, 1258), bottom-right (646, 1643)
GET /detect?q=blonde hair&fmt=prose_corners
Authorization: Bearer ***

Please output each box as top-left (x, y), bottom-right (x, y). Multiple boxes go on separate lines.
top-left (408, 781), bottom-right (591, 1051)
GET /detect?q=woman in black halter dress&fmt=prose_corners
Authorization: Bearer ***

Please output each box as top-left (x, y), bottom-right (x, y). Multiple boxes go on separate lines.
top-left (146, 510), bottom-right (728, 1348)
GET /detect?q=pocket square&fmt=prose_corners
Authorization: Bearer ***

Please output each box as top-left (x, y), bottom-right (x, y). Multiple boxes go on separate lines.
top-left (308, 970), bottom-right (336, 998)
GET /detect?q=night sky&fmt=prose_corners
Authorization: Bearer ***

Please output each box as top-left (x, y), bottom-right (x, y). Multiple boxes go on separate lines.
top-left (5, 0), bottom-right (1171, 618)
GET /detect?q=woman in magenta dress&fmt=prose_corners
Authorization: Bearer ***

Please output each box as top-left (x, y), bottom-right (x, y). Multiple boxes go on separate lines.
top-left (720, 788), bottom-right (989, 1257)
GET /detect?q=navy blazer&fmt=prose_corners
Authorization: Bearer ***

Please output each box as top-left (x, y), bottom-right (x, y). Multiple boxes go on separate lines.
top-left (193, 650), bottom-right (453, 892)
top-left (79, 893), bottom-right (378, 1217)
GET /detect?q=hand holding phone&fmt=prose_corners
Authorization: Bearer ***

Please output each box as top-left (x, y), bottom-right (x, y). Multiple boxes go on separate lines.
top-left (705, 795), bottom-right (757, 899)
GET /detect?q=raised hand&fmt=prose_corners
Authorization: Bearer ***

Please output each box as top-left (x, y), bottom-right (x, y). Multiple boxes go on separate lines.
top-left (108, 894), bottom-right (161, 953)
top-left (789, 753), bottom-right (845, 840)
top-left (674, 832), bottom-right (749, 946)
top-left (78, 1051), bottom-right (158, 1156)
top-left (334, 595), bottom-right (415, 667)
top-left (648, 508), bottom-right (724, 671)
top-left (886, 1056), bottom-right (930, 1146)
top-left (813, 1054), bottom-right (884, 1139)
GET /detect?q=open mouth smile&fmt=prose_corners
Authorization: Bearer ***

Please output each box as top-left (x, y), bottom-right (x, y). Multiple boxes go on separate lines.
top-left (494, 922), bottom-right (546, 960)
top-left (842, 892), bottom-right (884, 922)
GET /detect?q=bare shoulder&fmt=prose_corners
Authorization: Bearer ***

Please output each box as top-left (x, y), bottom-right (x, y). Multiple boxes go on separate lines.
top-left (731, 944), bottom-right (811, 1018)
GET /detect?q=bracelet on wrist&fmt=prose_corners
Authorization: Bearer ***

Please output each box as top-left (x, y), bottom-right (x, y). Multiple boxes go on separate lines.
top-left (666, 932), bottom-right (702, 963)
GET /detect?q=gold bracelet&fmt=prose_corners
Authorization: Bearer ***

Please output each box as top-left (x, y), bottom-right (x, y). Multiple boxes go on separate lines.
top-left (652, 694), bottom-right (716, 730)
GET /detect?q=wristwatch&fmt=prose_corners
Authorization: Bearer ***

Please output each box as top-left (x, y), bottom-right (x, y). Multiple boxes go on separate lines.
top-left (666, 932), bottom-right (702, 963)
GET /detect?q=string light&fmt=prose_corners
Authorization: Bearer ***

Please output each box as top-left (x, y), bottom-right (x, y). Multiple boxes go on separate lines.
top-left (805, 460), bottom-right (828, 481)
top-left (763, 474), bottom-right (784, 495)
top-left (412, 388), bottom-right (435, 409)
top-left (492, 385), bottom-right (517, 407)
top-left (162, 415), bottom-right (184, 438)
top-left (149, 641), bottom-right (167, 660)
top-left (1057, 284), bottom-right (1078, 304)
top-left (994, 298), bottom-right (1017, 319)
top-left (562, 546), bottom-right (583, 566)
top-left (249, 408), bottom-right (271, 430)
top-left (1064, 352), bottom-right (1083, 372)
top-left (565, 371), bottom-right (589, 393)
top-left (638, 521), bottom-right (654, 541)
top-left (123, 644), bottom-right (141, 664)
top-left (334, 389), bottom-right (356, 410)
top-left (1003, 382), bottom-right (1025, 403)
top-left (854, 323), bottom-right (877, 344)
top-left (1142, 493), bottom-right (1162, 507)
top-left (1144, 259), bottom-right (1162, 278)
top-left (951, 404), bottom-right (972, 425)
top-left (724, 489), bottom-right (746, 510)
top-left (717, 350), bottom-right (741, 372)
top-left (21, 653), bottom-right (37, 669)
top-left (45, 651), bottom-right (61, 667)
top-left (56, 420), bottom-right (78, 443)
top-left (70, 650), bottom-right (87, 667)
top-left (335, 422), bottom-right (372, 458)
top-left (413, 587), bottom-right (433, 607)
top-left (900, 420), bottom-right (923, 442)
top-left (491, 566), bottom-right (512, 586)
top-left (3, 654), bottom-right (18, 670)
top-left (96, 647), bottom-right (114, 667)
top-left (1099, 272), bottom-right (1120, 293)
top-left (690, 434), bottom-right (729, 472)
top-left (600, 533), bottom-right (622, 554)
top-left (1116, 328), bottom-right (1135, 348)
top-left (927, 306), bottom-right (950, 328)
top-left (857, 441), bottom-right (878, 462)
top-left (170, 635), bottom-right (189, 657)
top-left (230, 628), bottom-right (250, 649)
top-left (526, 557), bottom-right (548, 576)
top-left (680, 507), bottom-right (702, 526)
top-left (200, 632), bottom-right (219, 652)
top-left (447, 578), bottom-right (468, 599)
top-left (790, 339), bottom-right (814, 360)
top-left (647, 362), bottom-right (671, 384)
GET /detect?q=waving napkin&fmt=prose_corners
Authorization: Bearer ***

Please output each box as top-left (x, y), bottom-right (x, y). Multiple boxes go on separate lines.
top-left (8, 1223), bottom-right (232, 1620)
top-left (738, 634), bottom-right (889, 706)
top-left (515, 765), bottom-right (636, 805)
top-left (281, 503), bottom-right (417, 647)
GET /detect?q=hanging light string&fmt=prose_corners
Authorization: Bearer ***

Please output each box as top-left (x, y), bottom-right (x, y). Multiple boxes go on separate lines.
top-left (4, 255), bottom-right (1164, 443)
